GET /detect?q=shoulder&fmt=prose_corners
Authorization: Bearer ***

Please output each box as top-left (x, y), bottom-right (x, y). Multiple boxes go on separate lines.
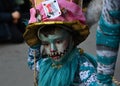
top-left (78, 48), bottom-right (97, 68)
top-left (77, 49), bottom-right (98, 85)
top-left (77, 48), bottom-right (97, 76)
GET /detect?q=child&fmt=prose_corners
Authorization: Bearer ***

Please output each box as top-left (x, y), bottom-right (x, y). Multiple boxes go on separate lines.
top-left (23, 0), bottom-right (118, 86)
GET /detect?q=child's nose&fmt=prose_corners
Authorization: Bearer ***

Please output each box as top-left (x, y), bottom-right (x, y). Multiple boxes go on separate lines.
top-left (50, 43), bottom-right (57, 52)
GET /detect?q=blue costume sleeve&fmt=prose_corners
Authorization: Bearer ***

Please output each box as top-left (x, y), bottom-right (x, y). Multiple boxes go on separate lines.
top-left (27, 45), bottom-right (41, 71)
top-left (79, 53), bottom-right (98, 86)
top-left (96, 0), bottom-right (120, 85)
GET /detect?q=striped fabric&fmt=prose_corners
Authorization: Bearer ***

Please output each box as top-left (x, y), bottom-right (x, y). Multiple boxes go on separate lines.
top-left (96, 0), bottom-right (120, 85)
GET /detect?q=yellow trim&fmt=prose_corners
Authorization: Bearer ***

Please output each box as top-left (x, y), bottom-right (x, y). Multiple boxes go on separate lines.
top-left (113, 77), bottom-right (120, 86)
top-left (27, 21), bottom-right (78, 28)
top-left (26, 21), bottom-right (86, 31)
top-left (79, 48), bottom-right (84, 54)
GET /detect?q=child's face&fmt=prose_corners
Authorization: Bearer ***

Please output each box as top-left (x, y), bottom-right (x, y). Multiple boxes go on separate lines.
top-left (39, 28), bottom-right (73, 62)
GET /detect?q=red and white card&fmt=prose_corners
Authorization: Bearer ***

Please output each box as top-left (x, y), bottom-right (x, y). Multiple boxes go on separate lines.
top-left (42, 0), bottom-right (61, 19)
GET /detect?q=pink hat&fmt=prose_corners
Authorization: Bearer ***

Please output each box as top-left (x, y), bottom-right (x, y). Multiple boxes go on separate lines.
top-left (23, 0), bottom-right (89, 46)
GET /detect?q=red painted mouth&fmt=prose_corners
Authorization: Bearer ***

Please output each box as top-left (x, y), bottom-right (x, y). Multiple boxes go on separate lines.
top-left (48, 49), bottom-right (68, 61)
top-left (51, 55), bottom-right (60, 60)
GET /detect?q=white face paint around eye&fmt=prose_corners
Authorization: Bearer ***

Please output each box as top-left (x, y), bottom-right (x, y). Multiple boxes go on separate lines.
top-left (39, 28), bottom-right (73, 62)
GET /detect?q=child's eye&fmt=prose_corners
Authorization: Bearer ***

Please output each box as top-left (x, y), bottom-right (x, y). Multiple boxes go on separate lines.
top-left (56, 40), bottom-right (62, 44)
top-left (44, 43), bottom-right (49, 47)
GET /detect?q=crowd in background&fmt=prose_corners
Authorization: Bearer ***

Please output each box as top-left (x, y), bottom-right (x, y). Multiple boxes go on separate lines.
top-left (0, 0), bottom-right (31, 44)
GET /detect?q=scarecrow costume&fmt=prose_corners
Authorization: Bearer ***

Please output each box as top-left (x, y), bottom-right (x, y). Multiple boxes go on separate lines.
top-left (23, 0), bottom-right (119, 86)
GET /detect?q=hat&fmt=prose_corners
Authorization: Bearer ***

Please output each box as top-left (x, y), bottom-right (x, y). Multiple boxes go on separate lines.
top-left (23, 0), bottom-right (89, 46)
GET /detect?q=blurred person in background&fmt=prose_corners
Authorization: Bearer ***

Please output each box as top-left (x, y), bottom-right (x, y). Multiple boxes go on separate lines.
top-left (0, 0), bottom-right (24, 43)
top-left (15, 0), bottom-right (31, 32)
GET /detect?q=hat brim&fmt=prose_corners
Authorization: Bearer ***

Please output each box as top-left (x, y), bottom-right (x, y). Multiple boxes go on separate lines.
top-left (23, 21), bottom-right (89, 46)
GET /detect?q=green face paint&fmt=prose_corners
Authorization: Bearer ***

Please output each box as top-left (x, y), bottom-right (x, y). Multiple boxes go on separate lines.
top-left (38, 28), bottom-right (73, 63)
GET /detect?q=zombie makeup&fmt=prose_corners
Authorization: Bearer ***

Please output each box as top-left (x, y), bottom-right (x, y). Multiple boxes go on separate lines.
top-left (38, 25), bottom-right (74, 63)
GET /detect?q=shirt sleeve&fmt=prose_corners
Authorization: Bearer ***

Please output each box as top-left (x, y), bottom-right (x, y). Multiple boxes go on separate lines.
top-left (27, 45), bottom-right (41, 71)
top-left (96, 0), bottom-right (120, 85)
top-left (79, 54), bottom-right (98, 86)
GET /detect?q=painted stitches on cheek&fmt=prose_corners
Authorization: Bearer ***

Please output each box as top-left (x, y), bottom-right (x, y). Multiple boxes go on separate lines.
top-left (48, 39), bottom-right (68, 61)
top-left (49, 38), bottom-right (69, 61)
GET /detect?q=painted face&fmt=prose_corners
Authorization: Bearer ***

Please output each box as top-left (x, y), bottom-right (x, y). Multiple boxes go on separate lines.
top-left (38, 28), bottom-right (73, 62)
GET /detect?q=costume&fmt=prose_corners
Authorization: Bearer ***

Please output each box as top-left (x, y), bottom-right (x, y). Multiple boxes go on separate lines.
top-left (23, 0), bottom-right (119, 86)
top-left (28, 46), bottom-right (98, 86)
top-left (85, 0), bottom-right (120, 85)
top-left (96, 0), bottom-right (120, 85)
